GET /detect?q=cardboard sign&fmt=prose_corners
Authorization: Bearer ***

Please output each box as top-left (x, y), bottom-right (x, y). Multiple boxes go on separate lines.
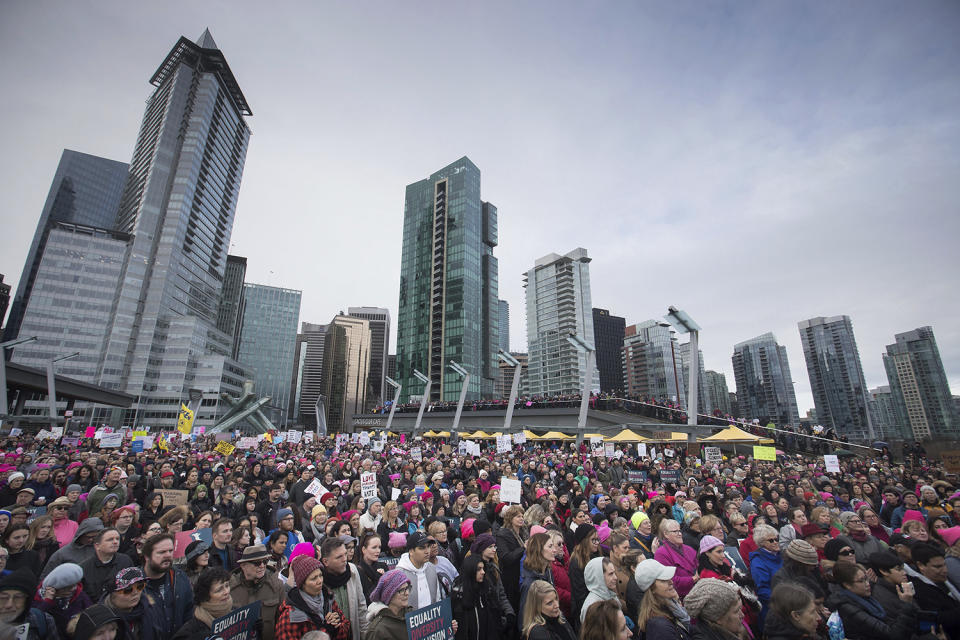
top-left (753, 446), bottom-right (777, 461)
top-left (941, 450), bottom-right (960, 474)
top-left (158, 489), bottom-right (189, 506)
top-left (287, 430), bottom-right (302, 444)
top-left (823, 454), bottom-right (841, 473)
top-left (100, 432), bottom-right (123, 448)
top-left (238, 437), bottom-right (258, 449)
top-left (512, 431), bottom-right (526, 444)
top-left (704, 447), bottom-right (722, 464)
top-left (361, 472), bottom-right (378, 499)
top-left (215, 441), bottom-right (236, 456)
top-left (500, 478), bottom-right (522, 504)
top-left (210, 601), bottom-right (261, 640)
top-left (406, 597), bottom-right (455, 640)
top-left (441, 445), bottom-right (452, 454)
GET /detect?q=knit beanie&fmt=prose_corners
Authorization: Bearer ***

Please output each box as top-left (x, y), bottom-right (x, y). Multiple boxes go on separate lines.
top-left (311, 504), bottom-right (327, 520)
top-left (698, 535), bottom-right (724, 556)
top-left (473, 519), bottom-right (492, 537)
top-left (530, 525), bottom-right (547, 536)
top-left (785, 540), bottom-right (819, 566)
top-left (824, 538), bottom-right (849, 561)
top-left (902, 510), bottom-right (925, 524)
top-left (42, 562), bottom-right (83, 590)
top-left (470, 533), bottom-right (496, 556)
top-left (66, 484), bottom-right (83, 494)
top-left (290, 554), bottom-right (325, 589)
top-left (572, 523), bottom-right (596, 548)
top-left (369, 569), bottom-right (411, 605)
top-left (388, 532), bottom-right (407, 550)
top-left (7, 472), bottom-right (24, 484)
top-left (631, 511), bottom-right (650, 530)
top-left (684, 578), bottom-right (741, 622)
top-left (289, 542), bottom-right (317, 564)
top-left (939, 526), bottom-right (960, 548)
top-left (0, 569), bottom-right (37, 597)
top-left (460, 519), bottom-right (475, 540)
top-left (597, 521), bottom-right (611, 543)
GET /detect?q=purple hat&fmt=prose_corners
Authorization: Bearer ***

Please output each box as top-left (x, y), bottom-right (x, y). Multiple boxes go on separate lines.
top-left (698, 535), bottom-right (724, 555)
top-left (370, 569), bottom-right (411, 604)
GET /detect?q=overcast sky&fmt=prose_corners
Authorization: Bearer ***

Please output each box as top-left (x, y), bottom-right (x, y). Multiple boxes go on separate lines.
top-left (2, 1), bottom-right (958, 416)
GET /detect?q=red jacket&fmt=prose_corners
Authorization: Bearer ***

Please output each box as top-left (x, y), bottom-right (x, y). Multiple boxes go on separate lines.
top-left (552, 548), bottom-right (573, 619)
top-left (274, 591), bottom-right (350, 640)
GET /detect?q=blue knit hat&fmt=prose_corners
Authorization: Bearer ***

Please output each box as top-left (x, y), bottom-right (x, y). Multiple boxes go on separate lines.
top-left (369, 569), bottom-right (411, 605)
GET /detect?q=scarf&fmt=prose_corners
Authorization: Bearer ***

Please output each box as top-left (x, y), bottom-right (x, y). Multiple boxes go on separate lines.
top-left (194, 597), bottom-right (234, 627)
top-left (323, 565), bottom-right (352, 590)
top-left (466, 504), bottom-right (482, 516)
top-left (668, 598), bottom-right (691, 629)
top-left (868, 525), bottom-right (890, 543)
top-left (840, 589), bottom-right (885, 619)
top-left (290, 589), bottom-right (328, 623)
top-left (848, 529), bottom-right (869, 542)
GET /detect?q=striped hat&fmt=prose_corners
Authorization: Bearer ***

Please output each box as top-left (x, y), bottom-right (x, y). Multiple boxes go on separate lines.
top-left (369, 569), bottom-right (411, 605)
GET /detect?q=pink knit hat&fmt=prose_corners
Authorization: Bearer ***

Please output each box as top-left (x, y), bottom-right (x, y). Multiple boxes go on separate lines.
top-left (939, 526), bottom-right (960, 547)
top-left (388, 532), bottom-right (407, 549)
top-left (902, 509), bottom-right (925, 524)
top-left (530, 525), bottom-right (547, 536)
top-left (289, 542), bottom-right (316, 564)
top-left (290, 555), bottom-right (324, 589)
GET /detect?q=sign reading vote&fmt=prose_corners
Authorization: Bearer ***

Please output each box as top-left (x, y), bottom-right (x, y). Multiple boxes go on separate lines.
top-left (406, 598), bottom-right (454, 640)
top-left (208, 600), bottom-right (261, 640)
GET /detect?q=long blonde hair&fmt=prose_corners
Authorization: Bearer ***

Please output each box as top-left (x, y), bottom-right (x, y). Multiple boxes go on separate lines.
top-left (636, 584), bottom-right (673, 631)
top-left (522, 580), bottom-right (564, 639)
top-left (27, 515), bottom-right (53, 550)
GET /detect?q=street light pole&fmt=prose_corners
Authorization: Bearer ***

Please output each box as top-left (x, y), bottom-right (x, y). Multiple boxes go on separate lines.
top-left (47, 351), bottom-right (80, 428)
top-left (664, 306), bottom-right (702, 430)
top-left (448, 361), bottom-right (470, 445)
top-left (0, 336), bottom-right (38, 428)
top-left (498, 351), bottom-right (522, 434)
top-left (412, 369), bottom-right (432, 438)
top-left (384, 376), bottom-right (401, 436)
top-left (566, 334), bottom-right (596, 448)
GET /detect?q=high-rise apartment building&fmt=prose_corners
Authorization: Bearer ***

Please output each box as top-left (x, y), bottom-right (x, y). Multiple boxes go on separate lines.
top-left (731, 333), bottom-right (800, 426)
top-left (4, 150), bottom-right (128, 342)
top-left (680, 342), bottom-right (710, 414)
top-left (867, 386), bottom-right (903, 440)
top-left (525, 248), bottom-right (598, 396)
top-left (622, 320), bottom-right (684, 402)
top-left (322, 314), bottom-right (372, 429)
top-left (95, 30), bottom-right (253, 429)
top-left (495, 352), bottom-right (528, 398)
top-left (0, 275), bottom-right (9, 330)
top-left (217, 255), bottom-right (247, 359)
top-left (728, 392), bottom-right (739, 418)
top-left (396, 157), bottom-right (498, 403)
top-left (499, 300), bottom-right (510, 353)
top-left (883, 326), bottom-right (958, 440)
top-left (347, 307), bottom-right (390, 405)
top-left (235, 284), bottom-right (301, 425)
top-left (289, 322), bottom-right (326, 427)
top-left (798, 316), bottom-right (873, 440)
top-left (593, 308), bottom-right (625, 394)
top-left (705, 370), bottom-right (732, 415)
top-left (387, 355), bottom-right (396, 383)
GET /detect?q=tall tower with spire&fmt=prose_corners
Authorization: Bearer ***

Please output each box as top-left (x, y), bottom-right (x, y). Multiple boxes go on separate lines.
top-left (97, 29), bottom-right (253, 429)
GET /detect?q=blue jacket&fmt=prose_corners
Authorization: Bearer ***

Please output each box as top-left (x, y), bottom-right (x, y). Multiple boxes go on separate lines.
top-left (890, 504), bottom-right (926, 529)
top-left (25, 479), bottom-right (57, 506)
top-left (750, 548), bottom-right (782, 625)
top-left (143, 567), bottom-right (194, 639)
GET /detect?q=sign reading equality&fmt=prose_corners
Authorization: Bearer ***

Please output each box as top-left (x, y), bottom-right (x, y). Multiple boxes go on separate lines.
top-left (405, 598), bottom-right (455, 640)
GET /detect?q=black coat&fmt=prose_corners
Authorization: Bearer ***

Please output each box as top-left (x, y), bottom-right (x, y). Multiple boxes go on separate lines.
top-left (451, 577), bottom-right (510, 640)
top-left (763, 612), bottom-right (827, 640)
top-left (824, 588), bottom-right (918, 640)
top-left (496, 527), bottom-right (526, 611)
top-left (909, 577), bottom-right (960, 639)
top-left (171, 615), bottom-right (211, 640)
top-left (526, 616), bottom-right (577, 640)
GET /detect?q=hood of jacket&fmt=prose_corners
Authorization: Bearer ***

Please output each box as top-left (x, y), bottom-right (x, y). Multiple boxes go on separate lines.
top-left (583, 557), bottom-right (617, 600)
top-left (397, 552), bottom-right (426, 575)
top-left (367, 601), bottom-right (390, 621)
top-left (72, 517), bottom-right (104, 545)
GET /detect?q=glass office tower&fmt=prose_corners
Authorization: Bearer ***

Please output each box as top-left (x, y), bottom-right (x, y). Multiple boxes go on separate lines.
top-left (593, 308), bottom-right (626, 394)
top-left (396, 157), bottom-right (498, 403)
top-left (347, 307), bottom-right (390, 405)
top-left (731, 333), bottom-right (801, 426)
top-left (622, 320), bottom-right (685, 402)
top-left (97, 29), bottom-right (252, 429)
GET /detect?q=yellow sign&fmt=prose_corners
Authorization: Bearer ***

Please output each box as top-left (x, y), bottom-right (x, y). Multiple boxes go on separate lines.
top-left (132, 430), bottom-right (148, 438)
top-left (157, 435), bottom-right (169, 451)
top-left (264, 432), bottom-right (273, 443)
top-left (753, 446), bottom-right (777, 461)
top-left (177, 404), bottom-right (195, 435)
top-left (215, 441), bottom-right (236, 456)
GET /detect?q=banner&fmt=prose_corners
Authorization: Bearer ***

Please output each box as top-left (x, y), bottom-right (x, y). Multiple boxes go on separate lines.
top-left (157, 434), bottom-right (169, 451)
top-left (496, 435), bottom-right (511, 453)
top-left (942, 450), bottom-right (960, 474)
top-left (753, 446), bottom-right (776, 461)
top-left (406, 597), bottom-right (455, 640)
top-left (100, 432), bottom-right (123, 448)
top-left (176, 403), bottom-right (195, 435)
top-left (704, 447), bottom-right (722, 464)
top-left (131, 440), bottom-right (144, 453)
top-left (215, 441), bottom-right (236, 456)
top-left (210, 601), bottom-right (261, 640)
top-left (500, 478), bottom-right (522, 504)
top-left (238, 437), bottom-right (258, 449)
top-left (173, 528), bottom-right (212, 558)
top-left (823, 454), bottom-right (841, 473)
top-left (627, 469), bottom-right (647, 483)
top-left (361, 472), bottom-right (378, 499)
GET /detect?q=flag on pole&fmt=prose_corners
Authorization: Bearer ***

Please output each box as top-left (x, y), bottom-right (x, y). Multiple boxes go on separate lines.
top-left (177, 403), bottom-right (195, 435)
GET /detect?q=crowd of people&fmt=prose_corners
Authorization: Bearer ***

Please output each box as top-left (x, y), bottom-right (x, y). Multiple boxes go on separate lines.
top-left (0, 427), bottom-right (956, 640)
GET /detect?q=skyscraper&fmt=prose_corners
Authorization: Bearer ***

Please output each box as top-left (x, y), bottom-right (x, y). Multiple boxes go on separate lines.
top-left (705, 370), bottom-right (732, 415)
top-left (289, 322), bottom-right (326, 427)
top-left (883, 326), bottom-right (958, 440)
top-left (867, 386), bottom-right (903, 440)
top-left (235, 284), bottom-right (301, 425)
top-left (525, 248), bottom-right (598, 396)
top-left (347, 307), bottom-right (390, 405)
top-left (322, 314), bottom-right (372, 429)
top-left (216, 255), bottom-right (247, 359)
top-left (798, 316), bottom-right (873, 440)
top-left (0, 275), bottom-right (9, 330)
top-left (396, 157), bottom-right (498, 403)
top-left (680, 342), bottom-right (710, 414)
top-left (499, 300), bottom-right (510, 353)
top-left (96, 30), bottom-right (253, 429)
top-left (622, 320), bottom-right (684, 402)
top-left (593, 308), bottom-right (626, 394)
top-left (496, 352), bottom-right (528, 398)
top-left (4, 150), bottom-right (128, 342)
top-left (731, 333), bottom-right (800, 426)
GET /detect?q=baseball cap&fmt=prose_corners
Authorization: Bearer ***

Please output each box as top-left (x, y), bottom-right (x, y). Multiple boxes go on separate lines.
top-left (406, 531), bottom-right (437, 550)
top-left (634, 559), bottom-right (676, 592)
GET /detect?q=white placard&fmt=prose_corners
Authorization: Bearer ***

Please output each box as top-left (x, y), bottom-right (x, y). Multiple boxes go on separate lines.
top-left (637, 443), bottom-right (647, 458)
top-left (590, 436), bottom-right (604, 456)
top-left (469, 441), bottom-right (481, 456)
top-left (391, 487), bottom-right (401, 501)
top-left (305, 478), bottom-right (326, 496)
top-left (500, 478), bottom-right (522, 504)
top-left (139, 436), bottom-right (155, 449)
top-left (304, 431), bottom-right (315, 443)
top-left (361, 472), bottom-right (377, 499)
top-left (704, 447), bottom-right (722, 464)
top-left (50, 426), bottom-right (64, 438)
top-left (823, 455), bottom-right (841, 473)
top-left (372, 439), bottom-right (384, 452)
top-left (238, 437), bottom-right (258, 449)
top-left (287, 430), bottom-right (302, 444)
top-left (512, 431), bottom-right (526, 444)
top-left (351, 433), bottom-right (361, 443)
top-left (100, 432), bottom-right (123, 448)
top-left (359, 432), bottom-right (370, 446)
top-left (8, 428), bottom-right (22, 437)
top-left (458, 441), bottom-right (469, 455)
top-left (664, 448), bottom-right (674, 458)
top-left (274, 432), bottom-right (287, 443)
top-left (496, 435), bottom-right (511, 453)
top-left (411, 447), bottom-right (422, 462)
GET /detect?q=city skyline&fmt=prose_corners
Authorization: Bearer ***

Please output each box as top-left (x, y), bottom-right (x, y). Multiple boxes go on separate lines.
top-left (1, 3), bottom-right (958, 416)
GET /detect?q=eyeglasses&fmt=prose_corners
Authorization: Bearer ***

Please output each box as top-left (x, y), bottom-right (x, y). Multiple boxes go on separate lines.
top-left (119, 583), bottom-right (146, 595)
top-left (765, 538), bottom-right (778, 544)
top-left (249, 560), bottom-right (268, 567)
top-left (665, 528), bottom-right (681, 534)
top-left (838, 549), bottom-right (855, 557)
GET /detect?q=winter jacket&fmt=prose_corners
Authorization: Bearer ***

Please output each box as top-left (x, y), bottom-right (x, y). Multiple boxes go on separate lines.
top-left (10, 607), bottom-right (60, 640)
top-left (825, 587), bottom-right (919, 640)
top-left (229, 567), bottom-right (284, 640)
top-left (525, 614), bottom-right (577, 640)
top-left (451, 575), bottom-right (511, 640)
top-left (25, 479), bottom-right (57, 506)
top-left (909, 575), bottom-right (960, 639)
top-left (357, 557), bottom-right (388, 602)
top-left (40, 517), bottom-right (103, 581)
top-left (80, 551), bottom-right (134, 601)
top-left (396, 553), bottom-right (440, 610)
top-left (655, 542), bottom-right (699, 599)
top-left (327, 563), bottom-right (369, 640)
top-left (35, 585), bottom-right (92, 639)
top-left (275, 587), bottom-right (351, 640)
top-left (763, 612), bottom-right (827, 640)
top-left (568, 555), bottom-right (589, 626)
top-left (645, 615), bottom-right (692, 640)
top-left (366, 602), bottom-right (409, 640)
top-left (837, 534), bottom-right (887, 564)
top-left (749, 548), bottom-right (782, 625)
top-left (171, 615), bottom-right (212, 640)
top-left (100, 590), bottom-right (164, 640)
top-left (552, 551), bottom-right (573, 619)
top-left (496, 526), bottom-right (526, 612)
top-left (143, 567), bottom-right (195, 640)
top-left (86, 480), bottom-right (126, 516)
top-left (518, 562), bottom-right (553, 625)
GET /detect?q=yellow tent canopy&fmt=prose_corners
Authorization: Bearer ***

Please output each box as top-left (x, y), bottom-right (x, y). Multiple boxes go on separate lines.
top-left (522, 430), bottom-right (541, 440)
top-left (697, 425), bottom-right (766, 444)
top-left (584, 433), bottom-right (605, 440)
top-left (604, 429), bottom-right (649, 442)
top-left (759, 438), bottom-right (775, 445)
top-left (539, 431), bottom-right (575, 440)
top-left (464, 430), bottom-right (497, 439)
top-left (422, 430), bottom-right (451, 438)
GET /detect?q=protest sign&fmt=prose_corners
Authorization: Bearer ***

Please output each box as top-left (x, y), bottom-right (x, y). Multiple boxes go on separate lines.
top-left (704, 447), bottom-right (722, 464)
top-left (210, 601), bottom-right (261, 640)
top-left (361, 472), bottom-right (377, 499)
top-left (238, 437), bottom-right (257, 449)
top-left (372, 439), bottom-right (384, 452)
top-left (942, 450), bottom-right (960, 474)
top-left (139, 435), bottom-right (154, 450)
top-left (359, 431), bottom-right (370, 446)
top-left (406, 597), bottom-right (455, 640)
top-left (131, 440), bottom-right (144, 453)
top-left (500, 478), bottom-right (522, 504)
top-left (173, 528), bottom-right (212, 558)
top-left (158, 489), bottom-right (189, 507)
top-left (753, 446), bottom-right (777, 461)
top-left (100, 432), bottom-right (123, 448)
top-left (83, 426), bottom-right (95, 438)
top-left (458, 441), bottom-right (469, 455)
top-left (637, 443), bottom-right (648, 458)
top-left (411, 447), bottom-right (422, 462)
top-left (441, 445), bottom-right (452, 454)
top-left (496, 435), bottom-right (511, 453)
top-left (823, 454), bottom-right (841, 473)
top-left (627, 470), bottom-right (647, 483)
top-left (61, 436), bottom-right (80, 447)
top-left (303, 431), bottom-right (314, 443)
top-left (469, 441), bottom-right (481, 456)
top-left (305, 478), bottom-right (326, 496)
top-left (215, 441), bottom-right (236, 456)
top-left (132, 430), bottom-right (148, 438)
top-left (9, 428), bottom-right (22, 437)
top-left (512, 431), bottom-right (526, 444)
top-left (590, 436), bottom-right (604, 456)
top-left (176, 404), bottom-right (194, 435)
top-left (391, 487), bottom-right (402, 501)
top-left (660, 469), bottom-right (680, 484)
top-left (287, 430), bottom-right (302, 444)
top-left (604, 443), bottom-right (616, 458)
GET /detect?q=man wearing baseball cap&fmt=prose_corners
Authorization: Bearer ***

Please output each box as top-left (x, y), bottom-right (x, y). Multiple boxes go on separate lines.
top-left (396, 531), bottom-right (440, 610)
top-left (101, 566), bottom-right (164, 640)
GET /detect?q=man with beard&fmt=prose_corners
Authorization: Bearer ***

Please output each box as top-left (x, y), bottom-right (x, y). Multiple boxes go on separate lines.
top-left (80, 527), bottom-right (134, 601)
top-left (142, 533), bottom-right (194, 640)
top-left (230, 545), bottom-right (284, 640)
top-left (320, 535), bottom-right (368, 640)
top-left (101, 566), bottom-right (164, 640)
top-left (0, 569), bottom-right (57, 639)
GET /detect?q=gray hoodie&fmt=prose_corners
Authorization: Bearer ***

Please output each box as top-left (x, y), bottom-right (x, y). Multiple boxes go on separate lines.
top-left (396, 553), bottom-right (439, 610)
top-left (40, 517), bottom-right (104, 580)
top-left (580, 556), bottom-right (618, 623)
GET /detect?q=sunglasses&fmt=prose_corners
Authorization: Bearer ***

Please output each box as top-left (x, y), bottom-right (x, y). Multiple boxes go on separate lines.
top-left (249, 560), bottom-right (268, 567)
top-left (765, 538), bottom-right (778, 544)
top-left (120, 582), bottom-right (146, 595)
top-left (838, 549), bottom-right (855, 557)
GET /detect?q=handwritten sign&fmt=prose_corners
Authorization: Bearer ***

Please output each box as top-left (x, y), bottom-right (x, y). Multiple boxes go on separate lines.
top-left (305, 478), bottom-right (327, 497)
top-left (941, 450), bottom-right (960, 474)
top-left (500, 478), bottom-right (522, 504)
top-left (496, 435), bottom-right (511, 453)
top-left (823, 454), bottom-right (841, 473)
top-left (637, 443), bottom-right (647, 459)
top-left (411, 447), bottom-right (422, 462)
top-left (100, 432), bottom-right (123, 448)
top-left (604, 442), bottom-right (616, 458)
top-left (704, 447), bottom-right (722, 464)
top-left (158, 489), bottom-right (189, 507)
top-left (406, 597), bottom-right (454, 640)
top-left (61, 436), bottom-right (80, 447)
top-left (512, 431), bottom-right (526, 444)
top-left (215, 441), bottom-right (236, 456)
top-left (238, 437), bottom-right (257, 449)
top-left (361, 472), bottom-right (378, 500)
